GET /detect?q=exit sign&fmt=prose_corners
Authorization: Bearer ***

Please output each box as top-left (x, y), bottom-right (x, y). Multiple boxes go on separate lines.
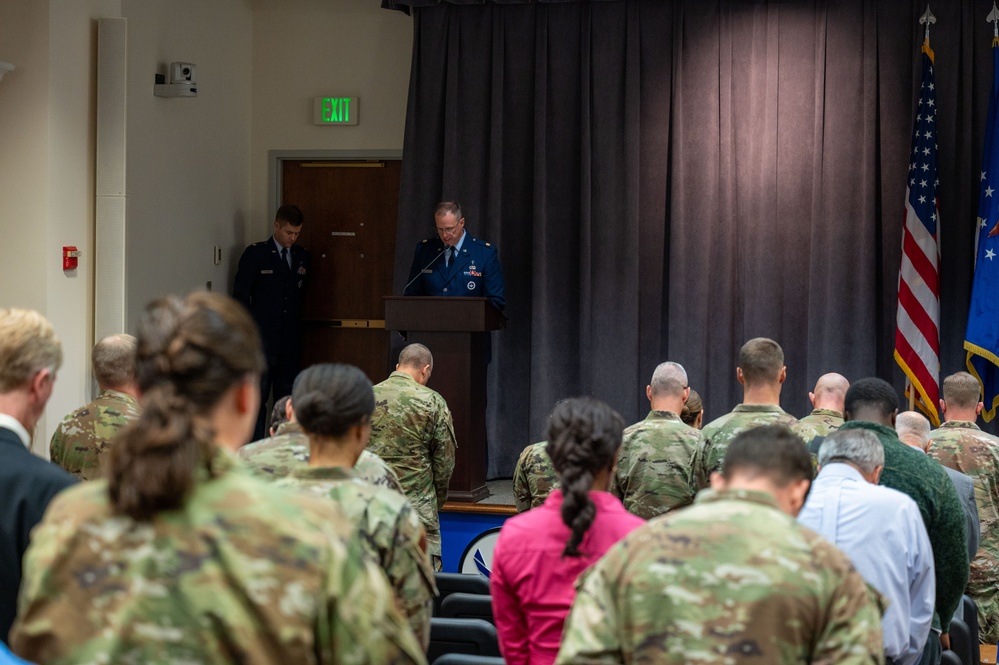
top-left (314, 97), bottom-right (358, 125)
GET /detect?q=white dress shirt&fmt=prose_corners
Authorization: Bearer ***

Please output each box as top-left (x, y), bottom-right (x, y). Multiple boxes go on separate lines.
top-left (799, 463), bottom-right (935, 665)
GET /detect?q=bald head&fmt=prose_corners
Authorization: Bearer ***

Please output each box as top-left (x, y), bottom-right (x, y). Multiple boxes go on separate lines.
top-left (895, 410), bottom-right (931, 452)
top-left (810, 373), bottom-right (849, 412)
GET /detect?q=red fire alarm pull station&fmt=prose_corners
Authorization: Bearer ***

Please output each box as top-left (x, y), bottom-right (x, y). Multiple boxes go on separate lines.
top-left (62, 246), bottom-right (80, 271)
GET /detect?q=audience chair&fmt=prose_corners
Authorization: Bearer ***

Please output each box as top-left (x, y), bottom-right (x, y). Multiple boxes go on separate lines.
top-left (940, 650), bottom-right (963, 665)
top-left (433, 572), bottom-right (490, 616)
top-left (948, 617), bottom-right (975, 665)
top-left (440, 592), bottom-right (495, 625)
top-left (427, 617), bottom-right (501, 664)
top-left (962, 595), bottom-right (982, 665)
top-left (432, 655), bottom-right (505, 665)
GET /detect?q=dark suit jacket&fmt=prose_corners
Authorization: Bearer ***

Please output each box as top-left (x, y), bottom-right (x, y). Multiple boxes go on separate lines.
top-left (943, 465), bottom-right (981, 564)
top-left (232, 238), bottom-right (310, 358)
top-left (404, 234), bottom-right (505, 311)
top-left (0, 427), bottom-right (76, 644)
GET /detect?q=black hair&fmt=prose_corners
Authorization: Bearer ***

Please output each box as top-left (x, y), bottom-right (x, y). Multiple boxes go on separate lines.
top-left (270, 395), bottom-right (291, 430)
top-left (843, 377), bottom-right (899, 420)
top-left (275, 204), bottom-right (304, 227)
top-left (108, 292), bottom-right (264, 520)
top-left (721, 425), bottom-right (812, 486)
top-left (293, 364), bottom-right (374, 438)
top-left (546, 397), bottom-right (624, 557)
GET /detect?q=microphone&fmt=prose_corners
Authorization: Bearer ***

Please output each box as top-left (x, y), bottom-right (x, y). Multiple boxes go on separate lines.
top-left (403, 245), bottom-right (447, 293)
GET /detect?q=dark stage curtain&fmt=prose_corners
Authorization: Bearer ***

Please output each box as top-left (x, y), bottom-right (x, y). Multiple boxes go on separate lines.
top-left (388, 0), bottom-right (996, 478)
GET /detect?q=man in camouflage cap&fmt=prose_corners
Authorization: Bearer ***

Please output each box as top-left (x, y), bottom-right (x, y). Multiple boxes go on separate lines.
top-left (703, 337), bottom-right (798, 473)
top-left (791, 372), bottom-right (848, 444)
top-left (611, 361), bottom-right (708, 519)
top-left (49, 334), bottom-right (141, 480)
top-left (368, 344), bottom-right (456, 570)
top-left (928, 371), bottom-right (999, 643)
top-left (239, 392), bottom-right (404, 494)
top-left (556, 425), bottom-right (884, 665)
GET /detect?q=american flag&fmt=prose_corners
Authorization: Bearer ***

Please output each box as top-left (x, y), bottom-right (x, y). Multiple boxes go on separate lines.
top-left (895, 42), bottom-right (941, 426)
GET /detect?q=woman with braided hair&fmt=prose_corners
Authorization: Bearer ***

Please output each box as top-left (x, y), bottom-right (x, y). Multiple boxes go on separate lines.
top-left (490, 397), bottom-right (644, 665)
top-left (10, 292), bottom-right (424, 665)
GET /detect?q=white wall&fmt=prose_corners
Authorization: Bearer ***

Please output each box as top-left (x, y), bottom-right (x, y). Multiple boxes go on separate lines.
top-left (0, 0), bottom-right (123, 451)
top-left (0, 0), bottom-right (51, 314)
top-left (249, 0), bottom-right (412, 244)
top-left (45, 0), bottom-right (123, 450)
top-left (121, 0), bottom-right (254, 326)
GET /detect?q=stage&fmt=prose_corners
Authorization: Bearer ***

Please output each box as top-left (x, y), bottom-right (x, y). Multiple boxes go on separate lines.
top-left (439, 479), bottom-right (515, 574)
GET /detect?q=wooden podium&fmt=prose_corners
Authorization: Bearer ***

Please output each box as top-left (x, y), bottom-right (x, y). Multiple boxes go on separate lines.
top-left (383, 296), bottom-right (506, 502)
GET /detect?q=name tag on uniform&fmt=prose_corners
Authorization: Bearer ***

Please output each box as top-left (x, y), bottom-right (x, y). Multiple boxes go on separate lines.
top-left (422, 269), bottom-right (432, 274)
top-left (260, 269), bottom-right (274, 274)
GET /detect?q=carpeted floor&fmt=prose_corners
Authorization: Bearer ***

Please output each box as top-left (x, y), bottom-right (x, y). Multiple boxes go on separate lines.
top-left (480, 479), bottom-right (514, 506)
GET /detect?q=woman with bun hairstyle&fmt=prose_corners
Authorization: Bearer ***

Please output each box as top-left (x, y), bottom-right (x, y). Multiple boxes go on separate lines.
top-left (681, 388), bottom-right (705, 429)
top-left (10, 292), bottom-right (424, 665)
top-left (276, 363), bottom-right (436, 649)
top-left (490, 397), bottom-right (645, 665)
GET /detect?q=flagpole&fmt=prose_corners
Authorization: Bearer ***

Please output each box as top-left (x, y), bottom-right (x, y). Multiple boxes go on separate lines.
top-left (920, 5), bottom-right (936, 45)
top-left (895, 3), bottom-right (942, 425)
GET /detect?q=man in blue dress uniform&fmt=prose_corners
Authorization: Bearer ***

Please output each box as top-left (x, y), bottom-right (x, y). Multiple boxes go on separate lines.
top-left (404, 201), bottom-right (505, 312)
top-left (233, 204), bottom-right (310, 440)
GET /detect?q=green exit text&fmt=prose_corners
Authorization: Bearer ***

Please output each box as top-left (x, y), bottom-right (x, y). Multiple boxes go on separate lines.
top-left (314, 97), bottom-right (359, 126)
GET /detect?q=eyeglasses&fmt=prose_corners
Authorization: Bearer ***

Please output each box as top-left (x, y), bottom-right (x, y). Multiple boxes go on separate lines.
top-left (436, 222), bottom-right (462, 236)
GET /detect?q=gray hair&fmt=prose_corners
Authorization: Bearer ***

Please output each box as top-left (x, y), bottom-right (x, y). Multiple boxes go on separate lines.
top-left (92, 334), bottom-right (137, 388)
top-left (895, 410), bottom-right (931, 447)
top-left (817, 429), bottom-right (884, 474)
top-left (649, 362), bottom-right (687, 398)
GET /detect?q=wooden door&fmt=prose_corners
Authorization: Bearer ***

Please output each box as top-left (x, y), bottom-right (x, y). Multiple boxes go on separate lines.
top-left (281, 160), bottom-right (400, 382)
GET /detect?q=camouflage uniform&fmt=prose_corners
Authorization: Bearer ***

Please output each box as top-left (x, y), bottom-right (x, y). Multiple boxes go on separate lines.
top-left (555, 488), bottom-right (885, 665)
top-left (512, 441), bottom-right (559, 512)
top-left (702, 404), bottom-right (798, 474)
top-left (611, 411), bottom-right (708, 519)
top-left (10, 450), bottom-right (427, 665)
top-left (48, 389), bottom-right (140, 480)
top-left (277, 466), bottom-right (437, 649)
top-left (239, 421), bottom-right (404, 494)
top-left (368, 371), bottom-right (457, 561)
top-left (929, 420), bottom-right (999, 643)
top-left (791, 408), bottom-right (844, 444)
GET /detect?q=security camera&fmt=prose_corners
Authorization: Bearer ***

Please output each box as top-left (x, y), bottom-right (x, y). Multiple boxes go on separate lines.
top-left (169, 62), bottom-right (196, 84)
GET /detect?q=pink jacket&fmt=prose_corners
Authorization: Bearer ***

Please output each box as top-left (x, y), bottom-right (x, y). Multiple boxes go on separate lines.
top-left (490, 490), bottom-right (644, 665)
